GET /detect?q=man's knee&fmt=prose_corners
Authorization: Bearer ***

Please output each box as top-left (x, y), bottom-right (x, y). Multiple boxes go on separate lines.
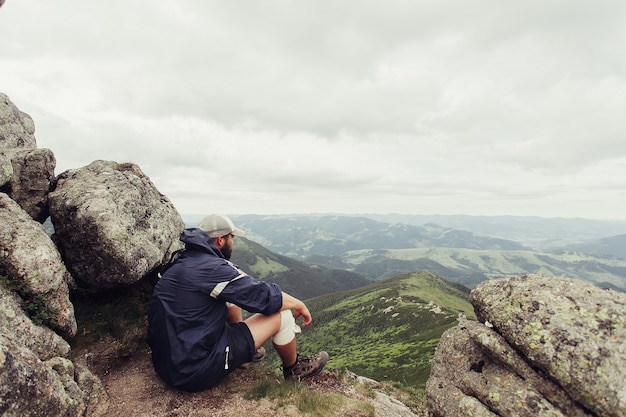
top-left (271, 310), bottom-right (302, 345)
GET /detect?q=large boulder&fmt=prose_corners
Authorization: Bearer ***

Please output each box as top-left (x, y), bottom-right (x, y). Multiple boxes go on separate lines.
top-left (472, 275), bottom-right (626, 416)
top-left (0, 92), bottom-right (37, 149)
top-left (0, 193), bottom-right (77, 339)
top-left (49, 160), bottom-right (185, 288)
top-left (427, 274), bottom-right (626, 417)
top-left (0, 148), bottom-right (56, 222)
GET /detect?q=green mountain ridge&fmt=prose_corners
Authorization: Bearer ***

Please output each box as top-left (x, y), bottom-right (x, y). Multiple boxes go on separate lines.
top-left (364, 214), bottom-right (626, 250)
top-left (231, 237), bottom-right (370, 299)
top-left (230, 214), bottom-right (528, 258)
top-left (292, 270), bottom-right (475, 389)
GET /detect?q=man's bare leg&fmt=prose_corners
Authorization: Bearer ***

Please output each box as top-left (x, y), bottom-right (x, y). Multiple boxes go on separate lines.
top-left (245, 312), bottom-right (297, 367)
top-left (245, 311), bottom-right (328, 380)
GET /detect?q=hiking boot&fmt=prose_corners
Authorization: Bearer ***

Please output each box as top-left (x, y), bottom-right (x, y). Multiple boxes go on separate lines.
top-left (283, 352), bottom-right (329, 381)
top-left (253, 347), bottom-right (266, 362)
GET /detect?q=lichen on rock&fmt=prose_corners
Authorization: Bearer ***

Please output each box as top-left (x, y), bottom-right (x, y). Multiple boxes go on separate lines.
top-left (427, 274), bottom-right (626, 417)
top-left (49, 160), bottom-right (184, 288)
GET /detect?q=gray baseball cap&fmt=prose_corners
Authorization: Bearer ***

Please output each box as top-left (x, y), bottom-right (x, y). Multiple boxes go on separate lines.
top-left (197, 214), bottom-right (245, 238)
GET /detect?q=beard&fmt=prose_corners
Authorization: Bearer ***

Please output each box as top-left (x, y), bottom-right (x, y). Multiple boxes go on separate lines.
top-left (221, 240), bottom-right (233, 260)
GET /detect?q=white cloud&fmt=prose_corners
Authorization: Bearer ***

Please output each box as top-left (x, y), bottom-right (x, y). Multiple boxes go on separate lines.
top-left (1, 0), bottom-right (625, 220)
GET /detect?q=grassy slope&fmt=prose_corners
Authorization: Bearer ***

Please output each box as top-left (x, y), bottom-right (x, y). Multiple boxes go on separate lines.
top-left (293, 270), bottom-right (475, 389)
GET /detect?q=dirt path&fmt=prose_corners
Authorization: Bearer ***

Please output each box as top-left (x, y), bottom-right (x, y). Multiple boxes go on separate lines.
top-left (88, 345), bottom-right (362, 417)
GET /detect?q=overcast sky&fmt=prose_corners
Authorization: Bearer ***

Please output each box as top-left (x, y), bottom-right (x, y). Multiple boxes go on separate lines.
top-left (1, 1), bottom-right (625, 220)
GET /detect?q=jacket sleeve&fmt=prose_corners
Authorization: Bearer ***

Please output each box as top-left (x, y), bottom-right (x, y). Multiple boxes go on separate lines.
top-left (201, 261), bottom-right (283, 316)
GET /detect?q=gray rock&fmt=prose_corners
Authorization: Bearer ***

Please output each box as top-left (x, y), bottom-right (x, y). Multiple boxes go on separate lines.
top-left (0, 193), bottom-right (77, 339)
top-left (74, 362), bottom-right (110, 417)
top-left (427, 319), bottom-right (590, 417)
top-left (0, 151), bottom-right (11, 187)
top-left (371, 391), bottom-right (420, 417)
top-left (0, 93), bottom-right (56, 223)
top-left (0, 332), bottom-right (108, 417)
top-left (0, 283), bottom-right (70, 361)
top-left (428, 275), bottom-right (626, 417)
top-left (0, 148), bottom-right (56, 222)
top-left (49, 160), bottom-right (184, 288)
top-left (470, 275), bottom-right (626, 417)
top-left (345, 369), bottom-right (420, 416)
top-left (0, 93), bottom-right (37, 149)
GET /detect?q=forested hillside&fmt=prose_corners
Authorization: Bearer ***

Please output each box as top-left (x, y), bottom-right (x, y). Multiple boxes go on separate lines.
top-left (290, 271), bottom-right (475, 389)
top-left (231, 237), bottom-right (369, 299)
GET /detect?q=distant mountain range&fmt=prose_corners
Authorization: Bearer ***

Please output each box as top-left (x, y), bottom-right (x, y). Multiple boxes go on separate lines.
top-left (564, 234), bottom-right (626, 259)
top-left (231, 214), bottom-right (530, 255)
top-left (186, 214), bottom-right (626, 292)
top-left (363, 214), bottom-right (626, 251)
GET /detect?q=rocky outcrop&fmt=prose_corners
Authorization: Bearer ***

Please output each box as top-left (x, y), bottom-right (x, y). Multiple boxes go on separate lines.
top-left (427, 274), bottom-right (626, 417)
top-left (0, 283), bottom-right (109, 416)
top-left (0, 193), bottom-right (77, 339)
top-left (0, 93), bottom-right (53, 222)
top-left (0, 148), bottom-right (56, 222)
top-left (0, 283), bottom-right (70, 360)
top-left (0, 93), bottom-right (37, 148)
top-left (0, 93), bottom-right (184, 416)
top-left (0, 332), bottom-right (109, 417)
top-left (49, 160), bottom-right (184, 288)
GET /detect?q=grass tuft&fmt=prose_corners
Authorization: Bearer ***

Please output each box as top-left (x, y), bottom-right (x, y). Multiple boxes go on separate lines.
top-left (244, 377), bottom-right (346, 417)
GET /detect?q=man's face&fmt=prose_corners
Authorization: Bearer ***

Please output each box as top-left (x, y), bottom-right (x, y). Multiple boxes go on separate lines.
top-left (220, 234), bottom-right (234, 260)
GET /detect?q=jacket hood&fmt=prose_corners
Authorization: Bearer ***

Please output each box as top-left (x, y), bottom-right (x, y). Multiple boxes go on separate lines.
top-left (180, 228), bottom-right (224, 258)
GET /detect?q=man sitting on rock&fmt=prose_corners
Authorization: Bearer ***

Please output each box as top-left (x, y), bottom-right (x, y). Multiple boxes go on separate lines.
top-left (147, 214), bottom-right (328, 391)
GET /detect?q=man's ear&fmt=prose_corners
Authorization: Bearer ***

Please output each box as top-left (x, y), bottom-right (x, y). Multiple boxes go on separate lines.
top-left (213, 236), bottom-right (224, 249)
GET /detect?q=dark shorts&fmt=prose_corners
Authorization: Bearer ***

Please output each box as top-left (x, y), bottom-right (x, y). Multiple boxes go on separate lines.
top-left (225, 321), bottom-right (256, 370)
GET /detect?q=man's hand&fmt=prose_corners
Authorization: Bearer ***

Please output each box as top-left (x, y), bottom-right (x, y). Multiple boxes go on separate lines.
top-left (281, 292), bottom-right (313, 327)
top-left (293, 303), bottom-right (312, 327)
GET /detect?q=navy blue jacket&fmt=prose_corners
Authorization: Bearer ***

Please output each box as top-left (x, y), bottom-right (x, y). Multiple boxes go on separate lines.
top-left (147, 228), bottom-right (283, 390)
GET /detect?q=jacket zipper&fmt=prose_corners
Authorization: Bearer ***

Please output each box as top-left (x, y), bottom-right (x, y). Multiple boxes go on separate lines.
top-left (224, 346), bottom-right (230, 370)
